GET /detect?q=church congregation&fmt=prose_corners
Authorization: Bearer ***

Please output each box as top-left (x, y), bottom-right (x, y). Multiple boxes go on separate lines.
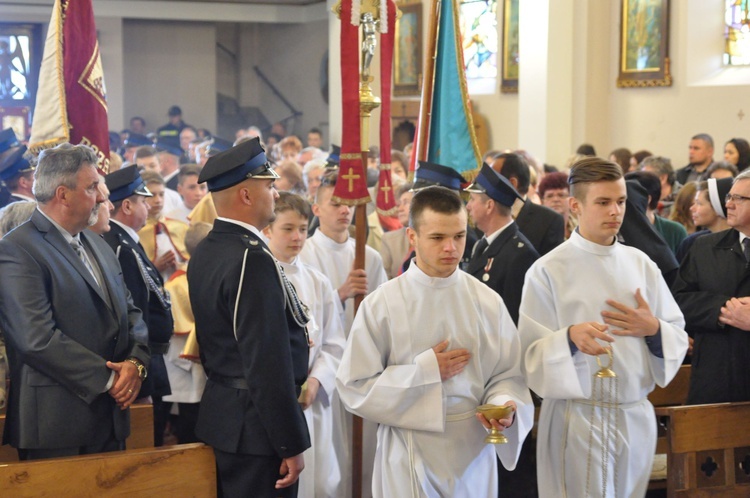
top-left (1, 1), bottom-right (750, 497)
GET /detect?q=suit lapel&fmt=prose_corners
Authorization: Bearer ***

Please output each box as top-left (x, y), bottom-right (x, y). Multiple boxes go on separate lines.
top-left (32, 211), bottom-right (111, 307)
top-left (467, 224), bottom-right (518, 275)
top-left (81, 231), bottom-right (119, 313)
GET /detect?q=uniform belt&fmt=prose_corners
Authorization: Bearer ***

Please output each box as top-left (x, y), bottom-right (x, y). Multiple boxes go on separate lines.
top-left (210, 375), bottom-right (249, 390)
top-left (149, 342), bottom-right (170, 355)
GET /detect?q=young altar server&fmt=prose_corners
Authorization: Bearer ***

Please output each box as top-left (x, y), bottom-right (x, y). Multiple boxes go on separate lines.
top-left (518, 157), bottom-right (689, 497)
top-left (263, 192), bottom-right (346, 497)
top-left (336, 186), bottom-right (533, 497)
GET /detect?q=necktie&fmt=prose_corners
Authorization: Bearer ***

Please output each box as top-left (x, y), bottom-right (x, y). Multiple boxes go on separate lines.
top-left (71, 238), bottom-right (99, 287)
top-left (472, 237), bottom-right (489, 258)
top-left (743, 238), bottom-right (750, 262)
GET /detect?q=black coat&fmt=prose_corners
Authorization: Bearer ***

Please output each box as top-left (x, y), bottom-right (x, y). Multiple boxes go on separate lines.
top-left (103, 222), bottom-right (172, 398)
top-left (672, 228), bottom-right (750, 404)
top-left (515, 199), bottom-right (564, 256)
top-left (187, 220), bottom-right (310, 458)
top-left (466, 223), bottom-right (539, 325)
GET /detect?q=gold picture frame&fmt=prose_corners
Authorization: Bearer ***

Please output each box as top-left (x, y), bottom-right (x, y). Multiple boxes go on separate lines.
top-left (500, 0), bottom-right (519, 94)
top-left (617, 0), bottom-right (672, 88)
top-left (394, 2), bottom-right (423, 97)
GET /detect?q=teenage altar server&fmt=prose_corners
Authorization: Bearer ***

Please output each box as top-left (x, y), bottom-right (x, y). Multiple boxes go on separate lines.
top-left (518, 157), bottom-right (688, 497)
top-left (336, 186), bottom-right (533, 497)
top-left (264, 191), bottom-right (346, 497)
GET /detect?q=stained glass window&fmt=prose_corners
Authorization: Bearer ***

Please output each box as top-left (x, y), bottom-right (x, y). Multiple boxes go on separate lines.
top-left (459, 0), bottom-right (498, 95)
top-left (725, 0), bottom-right (750, 65)
top-left (0, 33), bottom-right (31, 101)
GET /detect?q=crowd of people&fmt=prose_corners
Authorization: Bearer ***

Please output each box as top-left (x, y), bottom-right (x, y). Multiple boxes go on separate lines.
top-left (0, 104), bottom-right (748, 497)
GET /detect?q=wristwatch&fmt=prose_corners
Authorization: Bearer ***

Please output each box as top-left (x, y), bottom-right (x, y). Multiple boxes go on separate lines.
top-left (126, 358), bottom-right (148, 382)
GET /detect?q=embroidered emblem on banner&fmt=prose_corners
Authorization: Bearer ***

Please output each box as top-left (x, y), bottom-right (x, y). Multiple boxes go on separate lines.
top-left (78, 40), bottom-right (107, 109)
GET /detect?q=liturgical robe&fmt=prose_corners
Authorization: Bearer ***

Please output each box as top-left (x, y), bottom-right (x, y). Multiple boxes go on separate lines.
top-left (336, 262), bottom-right (533, 498)
top-left (519, 231), bottom-right (688, 498)
top-left (280, 257), bottom-right (346, 498)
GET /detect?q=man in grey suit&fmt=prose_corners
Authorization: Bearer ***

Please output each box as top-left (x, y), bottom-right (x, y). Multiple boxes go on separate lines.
top-left (0, 143), bottom-right (150, 460)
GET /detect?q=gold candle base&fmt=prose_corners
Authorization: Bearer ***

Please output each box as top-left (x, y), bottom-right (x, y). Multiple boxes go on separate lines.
top-left (476, 404), bottom-right (515, 445)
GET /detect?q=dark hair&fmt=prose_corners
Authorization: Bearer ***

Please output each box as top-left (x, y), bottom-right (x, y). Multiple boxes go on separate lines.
top-left (632, 150), bottom-right (653, 167)
top-left (692, 133), bottom-right (714, 149)
top-left (409, 186), bottom-right (464, 231)
top-left (609, 148), bottom-right (632, 173)
top-left (576, 144), bottom-right (596, 156)
top-left (624, 170), bottom-right (662, 211)
top-left (568, 157), bottom-right (623, 200)
top-left (493, 153), bottom-right (530, 195)
top-left (308, 127), bottom-right (322, 137)
top-left (726, 138), bottom-right (750, 171)
top-left (274, 191), bottom-right (312, 219)
top-left (130, 116), bottom-right (146, 127)
top-left (706, 161), bottom-right (739, 179)
top-left (177, 163), bottom-right (202, 185)
top-left (394, 120), bottom-right (416, 143)
top-left (537, 171), bottom-right (569, 199)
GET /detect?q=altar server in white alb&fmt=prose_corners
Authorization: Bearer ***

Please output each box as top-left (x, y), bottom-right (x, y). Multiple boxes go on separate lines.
top-left (298, 169), bottom-right (388, 496)
top-left (336, 186), bottom-right (533, 497)
top-left (263, 192), bottom-right (346, 498)
top-left (518, 157), bottom-right (688, 498)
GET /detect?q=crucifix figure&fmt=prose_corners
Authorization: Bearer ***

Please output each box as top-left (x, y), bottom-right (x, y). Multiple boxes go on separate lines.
top-left (361, 12), bottom-right (379, 80)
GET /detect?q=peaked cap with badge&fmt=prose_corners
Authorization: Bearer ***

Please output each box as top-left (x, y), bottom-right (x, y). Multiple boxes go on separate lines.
top-left (199, 137), bottom-right (279, 192)
top-left (413, 160), bottom-right (467, 191)
top-left (0, 129), bottom-right (33, 183)
top-left (105, 164), bottom-right (153, 203)
top-left (465, 162), bottom-right (523, 207)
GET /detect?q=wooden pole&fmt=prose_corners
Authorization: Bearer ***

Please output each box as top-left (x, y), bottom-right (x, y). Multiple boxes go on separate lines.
top-left (415, 0), bottom-right (440, 164)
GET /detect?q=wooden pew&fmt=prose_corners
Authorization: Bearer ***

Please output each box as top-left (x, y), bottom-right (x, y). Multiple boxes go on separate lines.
top-left (656, 402), bottom-right (750, 496)
top-left (648, 364), bottom-right (691, 491)
top-left (0, 443), bottom-right (215, 496)
top-left (0, 403), bottom-right (154, 462)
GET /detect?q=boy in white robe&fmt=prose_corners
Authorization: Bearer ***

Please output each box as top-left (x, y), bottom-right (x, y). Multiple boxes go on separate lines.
top-left (518, 157), bottom-right (689, 497)
top-left (263, 192), bottom-right (347, 497)
top-left (298, 170), bottom-right (388, 497)
top-left (336, 186), bottom-right (533, 498)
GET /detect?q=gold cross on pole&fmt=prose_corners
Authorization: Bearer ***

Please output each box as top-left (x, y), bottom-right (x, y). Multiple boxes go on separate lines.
top-left (342, 167), bottom-right (361, 192)
top-left (381, 184), bottom-right (391, 203)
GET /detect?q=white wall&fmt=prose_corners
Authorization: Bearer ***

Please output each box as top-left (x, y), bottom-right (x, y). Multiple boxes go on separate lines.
top-left (237, 19), bottom-right (330, 142)
top-left (123, 20), bottom-right (217, 134)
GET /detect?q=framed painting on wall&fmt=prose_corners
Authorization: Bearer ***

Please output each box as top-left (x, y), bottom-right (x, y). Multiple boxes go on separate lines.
top-left (617, 0), bottom-right (672, 88)
top-left (500, 0), bottom-right (518, 93)
top-left (394, 2), bottom-right (423, 97)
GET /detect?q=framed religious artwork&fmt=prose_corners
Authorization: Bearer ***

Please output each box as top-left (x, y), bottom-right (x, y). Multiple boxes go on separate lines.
top-left (617, 0), bottom-right (672, 88)
top-left (394, 2), bottom-right (423, 97)
top-left (500, 0), bottom-right (519, 93)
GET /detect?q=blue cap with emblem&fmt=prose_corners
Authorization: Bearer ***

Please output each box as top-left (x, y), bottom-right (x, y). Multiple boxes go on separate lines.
top-left (0, 145), bottom-right (33, 182)
top-left (155, 136), bottom-right (183, 156)
top-left (105, 164), bottom-right (153, 202)
top-left (199, 136), bottom-right (279, 192)
top-left (413, 161), bottom-right (467, 192)
top-left (326, 144), bottom-right (340, 169)
top-left (124, 132), bottom-right (152, 149)
top-left (0, 128), bottom-right (20, 154)
top-left (465, 162), bottom-right (523, 207)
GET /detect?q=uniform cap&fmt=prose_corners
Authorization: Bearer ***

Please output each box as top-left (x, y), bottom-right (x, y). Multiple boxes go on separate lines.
top-left (124, 133), bottom-right (152, 148)
top-left (105, 164), bottom-right (153, 202)
top-left (0, 145), bottom-right (33, 182)
top-left (199, 137), bottom-right (279, 192)
top-left (464, 162), bottom-right (522, 207)
top-left (413, 161), bottom-right (466, 191)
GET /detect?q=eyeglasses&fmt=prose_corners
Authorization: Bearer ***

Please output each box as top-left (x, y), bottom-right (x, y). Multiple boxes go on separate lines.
top-left (725, 193), bottom-right (750, 203)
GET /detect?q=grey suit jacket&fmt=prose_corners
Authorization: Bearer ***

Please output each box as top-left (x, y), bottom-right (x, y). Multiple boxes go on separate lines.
top-left (0, 209), bottom-right (149, 449)
top-left (379, 228), bottom-right (410, 279)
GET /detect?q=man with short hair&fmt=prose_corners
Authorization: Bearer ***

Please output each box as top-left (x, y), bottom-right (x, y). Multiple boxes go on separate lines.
top-left (307, 128), bottom-right (323, 149)
top-left (519, 157), bottom-right (688, 497)
top-left (166, 164), bottom-right (208, 223)
top-left (641, 155), bottom-right (681, 216)
top-left (492, 152), bottom-right (564, 255)
top-left (337, 186), bottom-right (533, 497)
top-left (188, 137), bottom-right (311, 496)
top-left (155, 140), bottom-right (183, 190)
top-left (129, 116), bottom-right (147, 135)
top-left (673, 168), bottom-right (750, 405)
top-left (134, 146), bottom-right (181, 214)
top-left (0, 143), bottom-right (150, 460)
top-left (157, 105), bottom-right (189, 140)
top-left (104, 165), bottom-right (173, 446)
top-left (676, 133), bottom-right (715, 184)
